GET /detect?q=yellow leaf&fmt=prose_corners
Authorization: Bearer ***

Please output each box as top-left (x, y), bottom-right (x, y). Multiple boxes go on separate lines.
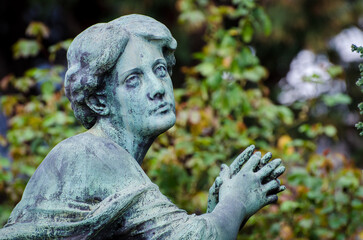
top-left (222, 56), bottom-right (232, 68)
top-left (26, 21), bottom-right (50, 39)
top-left (279, 223), bottom-right (294, 240)
top-left (277, 135), bottom-right (294, 154)
top-left (359, 230), bottom-right (363, 240)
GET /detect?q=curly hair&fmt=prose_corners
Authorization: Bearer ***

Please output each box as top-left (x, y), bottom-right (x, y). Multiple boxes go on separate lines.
top-left (64, 14), bottom-right (177, 129)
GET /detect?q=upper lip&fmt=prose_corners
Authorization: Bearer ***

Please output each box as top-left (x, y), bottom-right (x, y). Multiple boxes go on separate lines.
top-left (150, 102), bottom-right (173, 114)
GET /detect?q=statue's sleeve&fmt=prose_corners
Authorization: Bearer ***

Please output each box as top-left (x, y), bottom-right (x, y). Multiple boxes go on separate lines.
top-left (92, 183), bottom-right (219, 240)
top-left (0, 133), bottom-right (219, 239)
top-left (0, 183), bottom-right (218, 240)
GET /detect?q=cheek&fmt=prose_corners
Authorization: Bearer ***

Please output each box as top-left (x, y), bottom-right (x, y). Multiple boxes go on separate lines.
top-left (125, 94), bottom-right (148, 116)
top-left (165, 80), bottom-right (174, 98)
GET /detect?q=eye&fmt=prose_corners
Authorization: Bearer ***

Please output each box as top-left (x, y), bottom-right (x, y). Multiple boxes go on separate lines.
top-left (154, 64), bottom-right (167, 78)
top-left (125, 74), bottom-right (141, 88)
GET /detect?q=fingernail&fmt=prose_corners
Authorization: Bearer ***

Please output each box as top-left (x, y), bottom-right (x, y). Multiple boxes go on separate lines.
top-left (248, 145), bottom-right (255, 150)
top-left (275, 158), bottom-right (282, 165)
top-left (242, 145), bottom-right (255, 158)
top-left (261, 152), bottom-right (272, 164)
top-left (216, 177), bottom-right (223, 186)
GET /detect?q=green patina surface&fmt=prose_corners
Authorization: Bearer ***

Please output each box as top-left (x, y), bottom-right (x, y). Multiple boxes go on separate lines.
top-left (0, 14), bottom-right (285, 239)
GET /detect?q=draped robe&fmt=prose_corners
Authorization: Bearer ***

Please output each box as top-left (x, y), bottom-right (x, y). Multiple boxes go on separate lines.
top-left (0, 133), bottom-right (218, 239)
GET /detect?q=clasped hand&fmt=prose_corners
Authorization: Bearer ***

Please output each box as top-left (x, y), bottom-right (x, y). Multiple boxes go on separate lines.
top-left (207, 145), bottom-right (285, 221)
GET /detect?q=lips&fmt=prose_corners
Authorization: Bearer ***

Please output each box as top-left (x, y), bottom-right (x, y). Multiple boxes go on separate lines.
top-left (150, 102), bottom-right (174, 115)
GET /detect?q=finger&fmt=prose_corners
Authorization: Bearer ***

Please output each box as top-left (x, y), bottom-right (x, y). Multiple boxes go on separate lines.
top-left (243, 152), bottom-right (261, 171)
top-left (263, 179), bottom-right (280, 194)
top-left (220, 164), bottom-right (230, 181)
top-left (270, 165), bottom-right (286, 179)
top-left (266, 195), bottom-right (278, 205)
top-left (207, 187), bottom-right (217, 213)
top-left (208, 177), bottom-right (223, 196)
top-left (208, 182), bottom-right (216, 194)
top-left (215, 176), bottom-right (223, 189)
top-left (261, 152), bottom-right (272, 165)
top-left (257, 152), bottom-right (272, 172)
top-left (257, 158), bottom-right (282, 179)
top-left (207, 177), bottom-right (223, 213)
top-left (207, 199), bottom-right (216, 213)
top-left (275, 185), bottom-right (286, 193)
top-left (230, 145), bottom-right (255, 176)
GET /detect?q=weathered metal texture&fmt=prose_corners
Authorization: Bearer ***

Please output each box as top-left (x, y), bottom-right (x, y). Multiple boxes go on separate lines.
top-left (0, 14), bottom-right (285, 240)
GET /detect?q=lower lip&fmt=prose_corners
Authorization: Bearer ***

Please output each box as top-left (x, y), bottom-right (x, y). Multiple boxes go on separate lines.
top-left (155, 105), bottom-right (171, 114)
top-left (157, 107), bottom-right (170, 114)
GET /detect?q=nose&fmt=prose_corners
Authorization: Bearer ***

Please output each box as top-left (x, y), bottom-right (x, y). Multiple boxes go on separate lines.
top-left (147, 73), bottom-right (165, 100)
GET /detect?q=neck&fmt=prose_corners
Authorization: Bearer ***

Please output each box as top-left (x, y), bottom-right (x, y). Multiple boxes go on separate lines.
top-left (87, 119), bottom-right (156, 165)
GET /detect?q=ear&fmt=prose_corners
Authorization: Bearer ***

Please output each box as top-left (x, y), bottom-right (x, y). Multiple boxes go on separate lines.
top-left (86, 94), bottom-right (110, 116)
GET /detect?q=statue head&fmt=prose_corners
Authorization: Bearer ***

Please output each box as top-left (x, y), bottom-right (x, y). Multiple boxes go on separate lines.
top-left (64, 14), bottom-right (177, 134)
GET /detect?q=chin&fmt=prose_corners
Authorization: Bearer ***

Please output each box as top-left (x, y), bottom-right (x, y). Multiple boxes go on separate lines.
top-left (150, 113), bottom-right (176, 136)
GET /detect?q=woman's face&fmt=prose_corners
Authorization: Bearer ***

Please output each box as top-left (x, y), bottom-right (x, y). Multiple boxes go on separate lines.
top-left (107, 37), bottom-right (176, 137)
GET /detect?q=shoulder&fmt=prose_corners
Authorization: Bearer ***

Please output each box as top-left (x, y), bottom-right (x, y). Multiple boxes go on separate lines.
top-left (29, 132), bottom-right (149, 196)
top-left (49, 131), bottom-right (118, 154)
top-left (45, 132), bottom-right (129, 166)
top-left (45, 131), bottom-right (146, 177)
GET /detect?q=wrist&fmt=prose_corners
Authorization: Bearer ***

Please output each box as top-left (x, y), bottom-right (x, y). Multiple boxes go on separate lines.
top-left (204, 196), bottom-right (246, 239)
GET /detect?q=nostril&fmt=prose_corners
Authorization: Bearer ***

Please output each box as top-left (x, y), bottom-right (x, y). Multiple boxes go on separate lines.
top-left (153, 92), bottom-right (164, 100)
top-left (148, 88), bottom-right (165, 100)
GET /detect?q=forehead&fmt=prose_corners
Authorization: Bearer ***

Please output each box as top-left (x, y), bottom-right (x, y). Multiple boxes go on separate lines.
top-left (115, 37), bottom-right (165, 72)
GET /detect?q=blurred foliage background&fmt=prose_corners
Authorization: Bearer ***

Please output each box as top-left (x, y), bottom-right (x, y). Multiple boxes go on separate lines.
top-left (0, 0), bottom-right (363, 239)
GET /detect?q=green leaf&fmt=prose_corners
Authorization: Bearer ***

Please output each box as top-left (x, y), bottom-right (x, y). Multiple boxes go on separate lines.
top-left (356, 77), bottom-right (363, 87)
top-left (324, 125), bottom-right (337, 137)
top-left (241, 21), bottom-right (254, 43)
top-left (0, 157), bottom-right (10, 168)
top-left (41, 81), bottom-right (55, 95)
top-left (298, 218), bottom-right (313, 229)
top-left (281, 200), bottom-right (300, 212)
top-left (334, 191), bottom-right (349, 205)
top-left (241, 66), bottom-right (267, 82)
top-left (25, 21), bottom-right (50, 39)
top-left (327, 65), bottom-right (343, 78)
top-left (13, 77), bottom-right (34, 92)
top-left (178, 10), bottom-right (205, 28)
top-left (322, 93), bottom-right (352, 107)
top-left (48, 39), bottom-right (73, 61)
top-left (12, 39), bottom-right (41, 59)
top-left (337, 172), bottom-right (359, 189)
top-left (196, 62), bottom-right (215, 77)
top-left (328, 214), bottom-right (347, 230)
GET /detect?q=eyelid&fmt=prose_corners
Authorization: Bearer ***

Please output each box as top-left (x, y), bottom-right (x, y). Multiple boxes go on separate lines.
top-left (153, 59), bottom-right (167, 68)
top-left (123, 71), bottom-right (142, 83)
top-left (126, 73), bottom-right (139, 80)
top-left (154, 64), bottom-right (167, 77)
top-left (154, 62), bottom-right (167, 69)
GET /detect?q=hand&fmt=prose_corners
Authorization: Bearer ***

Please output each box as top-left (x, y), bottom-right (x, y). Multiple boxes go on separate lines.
top-left (218, 152), bottom-right (286, 220)
top-left (207, 145), bottom-right (255, 213)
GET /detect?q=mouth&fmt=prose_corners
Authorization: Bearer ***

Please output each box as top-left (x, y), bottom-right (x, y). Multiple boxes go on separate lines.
top-left (150, 102), bottom-right (174, 115)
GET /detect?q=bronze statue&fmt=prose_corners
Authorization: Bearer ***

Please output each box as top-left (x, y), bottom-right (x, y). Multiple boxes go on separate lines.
top-left (0, 14), bottom-right (285, 239)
